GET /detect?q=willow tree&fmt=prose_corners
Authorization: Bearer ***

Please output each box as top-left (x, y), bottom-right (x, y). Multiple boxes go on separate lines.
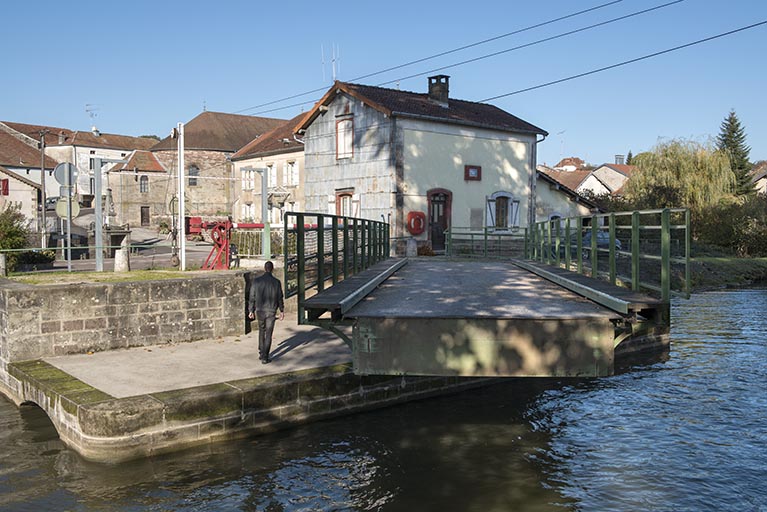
top-left (625, 139), bottom-right (735, 213)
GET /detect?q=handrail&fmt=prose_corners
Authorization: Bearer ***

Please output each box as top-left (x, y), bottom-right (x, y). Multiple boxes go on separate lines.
top-left (283, 212), bottom-right (390, 324)
top-left (527, 208), bottom-right (690, 301)
top-left (445, 208), bottom-right (690, 301)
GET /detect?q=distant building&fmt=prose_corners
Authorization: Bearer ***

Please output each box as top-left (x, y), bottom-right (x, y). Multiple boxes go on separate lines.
top-left (108, 151), bottom-right (169, 227)
top-left (0, 128), bottom-right (58, 221)
top-left (535, 167), bottom-right (598, 221)
top-left (230, 113), bottom-right (305, 225)
top-left (151, 111), bottom-right (285, 220)
top-left (0, 121), bottom-right (156, 208)
top-left (296, 75), bottom-right (547, 252)
top-left (751, 161), bottom-right (767, 194)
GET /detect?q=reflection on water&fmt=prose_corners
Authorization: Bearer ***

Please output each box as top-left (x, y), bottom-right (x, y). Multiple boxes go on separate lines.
top-left (1, 290), bottom-right (766, 511)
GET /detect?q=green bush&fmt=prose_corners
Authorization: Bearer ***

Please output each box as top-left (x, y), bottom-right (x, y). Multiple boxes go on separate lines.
top-left (17, 250), bottom-right (56, 265)
top-left (696, 195), bottom-right (767, 256)
top-left (0, 204), bottom-right (30, 272)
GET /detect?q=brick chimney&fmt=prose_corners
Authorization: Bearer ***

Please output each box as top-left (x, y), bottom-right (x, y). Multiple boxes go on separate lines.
top-left (428, 75), bottom-right (450, 107)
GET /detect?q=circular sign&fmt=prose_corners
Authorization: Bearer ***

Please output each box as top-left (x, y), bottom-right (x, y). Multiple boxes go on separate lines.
top-left (53, 162), bottom-right (77, 186)
top-left (55, 198), bottom-right (80, 218)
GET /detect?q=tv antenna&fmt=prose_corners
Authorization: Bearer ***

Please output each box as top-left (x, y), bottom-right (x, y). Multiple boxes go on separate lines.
top-left (86, 104), bottom-right (101, 135)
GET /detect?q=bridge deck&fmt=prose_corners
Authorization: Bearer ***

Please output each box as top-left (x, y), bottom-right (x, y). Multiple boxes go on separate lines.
top-left (302, 259), bottom-right (664, 378)
top-left (345, 260), bottom-right (619, 321)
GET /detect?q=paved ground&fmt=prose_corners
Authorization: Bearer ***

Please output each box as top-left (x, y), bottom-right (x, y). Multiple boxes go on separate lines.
top-left (43, 320), bottom-right (351, 398)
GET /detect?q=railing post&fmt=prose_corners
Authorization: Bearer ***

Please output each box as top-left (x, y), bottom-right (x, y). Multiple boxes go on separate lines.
top-left (343, 217), bottom-right (350, 278)
top-left (546, 220), bottom-right (552, 265)
top-left (361, 220), bottom-right (368, 270)
top-left (483, 227), bottom-right (488, 258)
top-left (539, 222), bottom-right (545, 263)
top-left (353, 218), bottom-right (359, 274)
top-left (591, 215), bottom-right (598, 278)
top-left (555, 220), bottom-right (561, 267)
top-left (317, 214), bottom-right (325, 292)
top-left (564, 218), bottom-right (571, 270)
top-left (661, 208), bottom-right (671, 302)
top-left (331, 216), bottom-right (339, 285)
top-left (609, 213), bottom-right (616, 285)
top-left (297, 213), bottom-right (306, 324)
top-left (685, 209), bottom-right (691, 296)
top-left (576, 216), bottom-right (583, 274)
top-left (524, 227), bottom-right (529, 259)
top-left (631, 211), bottom-right (640, 291)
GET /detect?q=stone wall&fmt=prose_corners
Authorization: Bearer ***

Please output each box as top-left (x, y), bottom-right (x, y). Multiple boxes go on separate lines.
top-left (0, 272), bottom-right (247, 364)
top-left (153, 149), bottom-right (232, 217)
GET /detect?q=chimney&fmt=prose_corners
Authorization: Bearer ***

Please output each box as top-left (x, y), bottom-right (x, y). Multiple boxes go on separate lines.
top-left (428, 75), bottom-right (450, 107)
top-left (615, 154), bottom-right (625, 165)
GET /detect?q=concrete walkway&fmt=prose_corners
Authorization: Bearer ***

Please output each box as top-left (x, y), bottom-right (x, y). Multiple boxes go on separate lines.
top-left (43, 320), bottom-right (351, 399)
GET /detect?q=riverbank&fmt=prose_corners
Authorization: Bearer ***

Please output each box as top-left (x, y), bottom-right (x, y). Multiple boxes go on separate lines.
top-left (690, 256), bottom-right (767, 291)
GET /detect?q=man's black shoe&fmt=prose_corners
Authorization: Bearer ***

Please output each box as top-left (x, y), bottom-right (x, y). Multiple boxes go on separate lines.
top-left (261, 358), bottom-right (270, 364)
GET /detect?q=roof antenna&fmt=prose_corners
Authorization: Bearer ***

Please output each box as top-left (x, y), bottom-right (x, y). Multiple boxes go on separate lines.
top-left (203, 100), bottom-right (207, 112)
top-left (321, 44), bottom-right (326, 83)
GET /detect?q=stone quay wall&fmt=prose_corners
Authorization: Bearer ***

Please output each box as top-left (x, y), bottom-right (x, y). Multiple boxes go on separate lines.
top-left (0, 272), bottom-right (248, 365)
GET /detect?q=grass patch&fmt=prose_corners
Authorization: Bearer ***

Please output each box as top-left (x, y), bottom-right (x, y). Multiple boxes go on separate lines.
top-left (690, 257), bottom-right (767, 290)
top-left (7, 269), bottom-right (222, 285)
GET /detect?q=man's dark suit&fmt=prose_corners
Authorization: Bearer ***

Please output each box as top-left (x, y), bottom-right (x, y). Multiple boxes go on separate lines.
top-left (248, 271), bottom-right (285, 362)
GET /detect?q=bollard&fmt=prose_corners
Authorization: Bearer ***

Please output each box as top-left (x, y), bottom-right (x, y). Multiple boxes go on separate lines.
top-left (114, 249), bottom-right (130, 272)
top-left (406, 237), bottom-right (417, 257)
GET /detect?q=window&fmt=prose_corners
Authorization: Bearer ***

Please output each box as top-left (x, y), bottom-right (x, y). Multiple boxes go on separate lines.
top-left (486, 191), bottom-right (520, 230)
top-left (139, 175), bottom-right (149, 193)
top-left (242, 168), bottom-right (255, 191)
top-left (464, 165), bottom-right (482, 181)
top-left (1, 179), bottom-right (8, 196)
top-left (188, 165), bottom-right (199, 186)
top-left (287, 161), bottom-right (299, 186)
top-left (336, 118), bottom-right (353, 159)
top-left (335, 189), bottom-right (356, 217)
top-left (267, 164), bottom-right (276, 188)
top-left (495, 197), bottom-right (509, 228)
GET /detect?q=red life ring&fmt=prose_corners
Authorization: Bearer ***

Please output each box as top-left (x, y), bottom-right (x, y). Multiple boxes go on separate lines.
top-left (406, 211), bottom-right (426, 236)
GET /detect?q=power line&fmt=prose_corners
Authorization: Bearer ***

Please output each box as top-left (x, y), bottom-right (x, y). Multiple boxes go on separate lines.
top-left (247, 0), bottom-right (685, 117)
top-left (480, 20), bottom-right (767, 102)
top-left (233, 0), bottom-right (625, 114)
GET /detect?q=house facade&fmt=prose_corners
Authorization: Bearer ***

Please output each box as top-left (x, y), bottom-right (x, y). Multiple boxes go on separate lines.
top-left (0, 165), bottom-right (41, 222)
top-left (296, 76), bottom-right (547, 252)
top-left (151, 111), bottom-right (285, 222)
top-left (109, 151), bottom-right (169, 227)
top-left (0, 121), bottom-right (156, 208)
top-left (230, 114), bottom-right (304, 225)
top-left (535, 169), bottom-right (597, 221)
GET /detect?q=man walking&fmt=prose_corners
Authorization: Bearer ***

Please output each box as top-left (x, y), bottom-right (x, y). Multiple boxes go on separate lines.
top-left (248, 261), bottom-right (284, 364)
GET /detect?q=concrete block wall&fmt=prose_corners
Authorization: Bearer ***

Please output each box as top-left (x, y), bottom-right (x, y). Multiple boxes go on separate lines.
top-left (0, 272), bottom-right (247, 364)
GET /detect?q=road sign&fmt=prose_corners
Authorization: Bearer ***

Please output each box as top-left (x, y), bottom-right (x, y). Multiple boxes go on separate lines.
top-left (53, 162), bottom-right (77, 186)
top-left (55, 197), bottom-right (80, 218)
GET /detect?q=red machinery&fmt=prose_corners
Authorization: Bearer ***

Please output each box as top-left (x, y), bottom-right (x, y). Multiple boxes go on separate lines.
top-left (199, 218), bottom-right (264, 270)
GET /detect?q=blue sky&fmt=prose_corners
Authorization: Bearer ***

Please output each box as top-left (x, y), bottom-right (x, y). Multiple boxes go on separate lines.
top-left (3, 0), bottom-right (766, 166)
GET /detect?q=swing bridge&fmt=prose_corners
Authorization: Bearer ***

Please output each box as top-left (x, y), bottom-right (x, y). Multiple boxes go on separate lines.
top-left (282, 209), bottom-right (690, 378)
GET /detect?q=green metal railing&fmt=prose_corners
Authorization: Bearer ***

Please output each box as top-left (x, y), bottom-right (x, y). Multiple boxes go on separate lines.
top-left (527, 208), bottom-right (690, 301)
top-left (283, 212), bottom-right (390, 309)
top-left (445, 227), bottom-right (528, 259)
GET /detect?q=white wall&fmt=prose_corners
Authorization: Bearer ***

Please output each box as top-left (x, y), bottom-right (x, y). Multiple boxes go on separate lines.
top-left (401, 118), bottom-right (533, 237)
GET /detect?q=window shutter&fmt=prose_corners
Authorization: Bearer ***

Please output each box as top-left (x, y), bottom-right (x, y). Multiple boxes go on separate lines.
top-left (511, 200), bottom-right (520, 227)
top-left (352, 193), bottom-right (360, 217)
top-left (328, 194), bottom-right (336, 214)
top-left (485, 197), bottom-right (495, 230)
top-left (1, 179), bottom-right (8, 196)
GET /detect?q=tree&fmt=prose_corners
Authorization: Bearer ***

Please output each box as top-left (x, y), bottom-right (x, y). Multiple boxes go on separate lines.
top-left (716, 110), bottom-right (753, 195)
top-left (626, 139), bottom-right (734, 213)
top-left (626, 150), bottom-right (633, 165)
top-left (0, 204), bottom-right (30, 271)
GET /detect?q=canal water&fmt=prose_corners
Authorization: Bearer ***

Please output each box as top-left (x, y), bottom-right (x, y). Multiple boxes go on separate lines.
top-left (1, 290), bottom-right (766, 511)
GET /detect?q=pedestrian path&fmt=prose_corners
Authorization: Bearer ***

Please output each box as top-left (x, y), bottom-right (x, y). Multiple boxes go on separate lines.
top-left (43, 320), bottom-right (351, 398)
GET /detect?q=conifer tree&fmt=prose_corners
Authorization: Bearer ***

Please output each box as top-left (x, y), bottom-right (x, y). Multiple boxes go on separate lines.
top-left (716, 110), bottom-right (753, 194)
top-left (626, 150), bottom-right (633, 165)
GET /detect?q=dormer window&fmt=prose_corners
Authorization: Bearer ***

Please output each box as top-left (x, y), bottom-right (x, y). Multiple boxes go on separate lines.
top-left (336, 117), bottom-right (353, 160)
